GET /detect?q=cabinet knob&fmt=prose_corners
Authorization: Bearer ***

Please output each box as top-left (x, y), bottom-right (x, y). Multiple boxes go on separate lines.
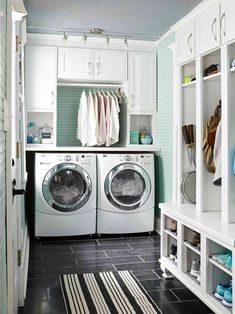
top-left (88, 62), bottom-right (92, 75)
top-left (51, 91), bottom-right (54, 105)
top-left (131, 94), bottom-right (135, 107)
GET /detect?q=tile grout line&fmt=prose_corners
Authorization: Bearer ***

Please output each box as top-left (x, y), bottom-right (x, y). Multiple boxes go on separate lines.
top-left (138, 255), bottom-right (146, 263)
top-left (170, 289), bottom-right (182, 302)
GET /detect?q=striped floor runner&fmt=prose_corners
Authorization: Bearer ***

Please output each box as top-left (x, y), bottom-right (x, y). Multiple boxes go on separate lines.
top-left (60, 270), bottom-right (162, 314)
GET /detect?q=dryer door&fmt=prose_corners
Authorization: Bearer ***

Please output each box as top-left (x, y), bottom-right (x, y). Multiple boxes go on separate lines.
top-left (104, 163), bottom-right (151, 210)
top-left (42, 163), bottom-right (92, 212)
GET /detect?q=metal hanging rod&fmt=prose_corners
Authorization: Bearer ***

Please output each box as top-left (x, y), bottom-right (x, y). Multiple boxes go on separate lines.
top-left (57, 82), bottom-right (125, 87)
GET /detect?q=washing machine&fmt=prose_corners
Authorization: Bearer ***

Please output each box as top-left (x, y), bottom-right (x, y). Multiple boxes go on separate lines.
top-left (35, 153), bottom-right (96, 237)
top-left (97, 154), bottom-right (155, 234)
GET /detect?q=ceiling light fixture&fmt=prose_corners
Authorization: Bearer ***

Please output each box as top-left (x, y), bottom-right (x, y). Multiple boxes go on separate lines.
top-left (90, 28), bottom-right (103, 35)
top-left (63, 32), bottom-right (68, 41)
top-left (83, 33), bottom-right (87, 42)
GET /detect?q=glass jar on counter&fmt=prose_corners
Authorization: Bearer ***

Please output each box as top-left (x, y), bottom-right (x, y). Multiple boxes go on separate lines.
top-left (27, 122), bottom-right (40, 144)
top-left (39, 123), bottom-right (53, 144)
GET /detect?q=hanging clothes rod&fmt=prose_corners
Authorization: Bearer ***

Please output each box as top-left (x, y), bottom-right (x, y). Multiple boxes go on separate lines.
top-left (57, 82), bottom-right (125, 87)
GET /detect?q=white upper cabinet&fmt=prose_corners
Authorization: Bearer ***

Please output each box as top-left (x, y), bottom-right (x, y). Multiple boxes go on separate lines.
top-left (128, 52), bottom-right (156, 112)
top-left (58, 47), bottom-right (127, 82)
top-left (58, 47), bottom-right (93, 80)
top-left (220, 0), bottom-right (235, 45)
top-left (176, 20), bottom-right (195, 64)
top-left (195, 2), bottom-right (220, 56)
top-left (94, 50), bottom-right (127, 81)
top-left (25, 45), bottom-right (57, 110)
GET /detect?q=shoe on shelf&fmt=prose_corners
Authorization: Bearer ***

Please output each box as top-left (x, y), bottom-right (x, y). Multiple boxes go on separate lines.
top-left (215, 280), bottom-right (232, 300)
top-left (189, 231), bottom-right (200, 247)
top-left (197, 268), bottom-right (201, 282)
top-left (223, 288), bottom-right (233, 308)
top-left (225, 255), bottom-right (232, 271)
top-left (169, 244), bottom-right (177, 260)
top-left (169, 220), bottom-right (177, 233)
top-left (212, 251), bottom-right (232, 266)
top-left (190, 259), bottom-right (200, 278)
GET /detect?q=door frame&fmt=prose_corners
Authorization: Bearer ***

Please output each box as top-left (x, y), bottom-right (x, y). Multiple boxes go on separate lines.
top-left (6, 1), bottom-right (27, 313)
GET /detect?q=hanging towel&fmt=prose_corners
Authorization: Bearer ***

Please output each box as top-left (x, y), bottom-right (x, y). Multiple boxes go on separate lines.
top-left (77, 90), bottom-right (88, 146)
top-left (97, 92), bottom-right (106, 145)
top-left (93, 92), bottom-right (99, 143)
top-left (108, 94), bottom-right (120, 145)
top-left (213, 120), bottom-right (221, 185)
top-left (87, 91), bottom-right (97, 146)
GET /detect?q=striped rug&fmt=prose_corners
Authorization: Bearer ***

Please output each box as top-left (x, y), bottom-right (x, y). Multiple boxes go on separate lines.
top-left (59, 270), bottom-right (162, 314)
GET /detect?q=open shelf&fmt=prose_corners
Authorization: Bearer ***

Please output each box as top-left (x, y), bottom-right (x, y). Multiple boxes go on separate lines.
top-left (203, 72), bottom-right (221, 81)
top-left (165, 256), bottom-right (177, 267)
top-left (182, 80), bottom-right (196, 87)
top-left (184, 241), bottom-right (201, 255)
top-left (209, 294), bottom-right (232, 314)
top-left (164, 229), bottom-right (177, 240)
top-left (209, 258), bottom-right (232, 276)
top-left (185, 272), bottom-right (200, 286)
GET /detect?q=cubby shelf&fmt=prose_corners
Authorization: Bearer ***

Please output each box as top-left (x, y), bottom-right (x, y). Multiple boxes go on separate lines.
top-left (164, 229), bottom-right (177, 240)
top-left (203, 72), bottom-right (221, 81)
top-left (209, 258), bottom-right (232, 276)
top-left (210, 294), bottom-right (233, 314)
top-left (165, 256), bottom-right (177, 267)
top-left (182, 80), bottom-right (196, 87)
top-left (184, 241), bottom-right (201, 255)
top-left (185, 272), bottom-right (200, 286)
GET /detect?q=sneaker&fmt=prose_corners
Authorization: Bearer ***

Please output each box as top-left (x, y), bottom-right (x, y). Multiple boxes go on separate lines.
top-left (169, 244), bottom-right (177, 260)
top-left (212, 251), bottom-right (232, 266)
top-left (189, 232), bottom-right (200, 247)
top-left (197, 268), bottom-right (201, 282)
top-left (215, 281), bottom-right (232, 300)
top-left (190, 259), bottom-right (200, 277)
top-left (170, 220), bottom-right (177, 233)
top-left (223, 288), bottom-right (233, 308)
top-left (225, 255), bottom-right (232, 270)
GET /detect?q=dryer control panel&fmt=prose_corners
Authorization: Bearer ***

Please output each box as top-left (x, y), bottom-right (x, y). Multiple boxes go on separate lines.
top-left (101, 154), bottom-right (153, 166)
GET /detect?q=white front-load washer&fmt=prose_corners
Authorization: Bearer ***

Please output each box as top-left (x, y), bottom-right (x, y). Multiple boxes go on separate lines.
top-left (35, 153), bottom-right (96, 237)
top-left (97, 154), bottom-right (155, 234)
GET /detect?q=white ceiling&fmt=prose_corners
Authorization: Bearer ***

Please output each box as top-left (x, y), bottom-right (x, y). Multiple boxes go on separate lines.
top-left (23, 0), bottom-right (203, 40)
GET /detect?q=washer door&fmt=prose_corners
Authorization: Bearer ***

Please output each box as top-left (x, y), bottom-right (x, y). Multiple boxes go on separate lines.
top-left (104, 163), bottom-right (151, 210)
top-left (42, 163), bottom-right (92, 212)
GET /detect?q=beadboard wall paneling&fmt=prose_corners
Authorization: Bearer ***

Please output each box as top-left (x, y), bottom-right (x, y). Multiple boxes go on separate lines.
top-left (0, 0), bottom-right (7, 311)
top-left (57, 86), bottom-right (125, 147)
top-left (156, 33), bottom-right (175, 217)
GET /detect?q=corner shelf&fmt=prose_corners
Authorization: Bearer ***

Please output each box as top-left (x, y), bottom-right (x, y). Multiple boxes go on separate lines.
top-left (184, 241), bottom-right (201, 255)
top-left (209, 258), bottom-right (232, 276)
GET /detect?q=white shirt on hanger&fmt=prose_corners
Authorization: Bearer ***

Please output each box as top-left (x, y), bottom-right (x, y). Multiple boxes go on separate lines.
top-left (87, 91), bottom-right (97, 146)
top-left (108, 94), bottom-right (120, 145)
top-left (97, 92), bottom-right (106, 145)
top-left (103, 93), bottom-right (111, 146)
top-left (77, 90), bottom-right (88, 146)
top-left (93, 92), bottom-right (99, 143)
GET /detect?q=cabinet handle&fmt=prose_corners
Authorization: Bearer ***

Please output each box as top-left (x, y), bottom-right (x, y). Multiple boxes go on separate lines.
top-left (187, 33), bottom-right (193, 54)
top-left (51, 91), bottom-right (54, 105)
top-left (131, 94), bottom-right (134, 107)
top-left (96, 62), bottom-right (99, 75)
top-left (88, 62), bottom-right (92, 75)
top-left (221, 12), bottom-right (226, 37)
top-left (211, 17), bottom-right (217, 41)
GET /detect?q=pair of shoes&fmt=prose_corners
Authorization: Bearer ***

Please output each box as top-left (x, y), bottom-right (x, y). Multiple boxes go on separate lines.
top-left (190, 258), bottom-right (200, 281)
top-left (212, 251), bottom-right (232, 270)
top-left (189, 231), bottom-right (200, 247)
top-left (215, 280), bottom-right (232, 308)
top-left (170, 220), bottom-right (177, 233)
top-left (169, 244), bottom-right (177, 261)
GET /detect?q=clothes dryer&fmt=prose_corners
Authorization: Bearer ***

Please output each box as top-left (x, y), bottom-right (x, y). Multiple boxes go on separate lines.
top-left (97, 154), bottom-right (155, 234)
top-left (35, 153), bottom-right (96, 237)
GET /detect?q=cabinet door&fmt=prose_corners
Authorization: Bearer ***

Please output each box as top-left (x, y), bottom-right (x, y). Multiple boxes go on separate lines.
top-left (25, 46), bottom-right (57, 109)
top-left (220, 0), bottom-right (235, 45)
top-left (58, 47), bottom-right (93, 80)
top-left (94, 50), bottom-right (127, 81)
top-left (176, 21), bottom-right (195, 64)
top-left (128, 52), bottom-right (156, 112)
top-left (195, 2), bottom-right (220, 56)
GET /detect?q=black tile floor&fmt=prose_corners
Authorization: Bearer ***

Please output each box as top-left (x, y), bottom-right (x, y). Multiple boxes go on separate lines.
top-left (19, 233), bottom-right (214, 314)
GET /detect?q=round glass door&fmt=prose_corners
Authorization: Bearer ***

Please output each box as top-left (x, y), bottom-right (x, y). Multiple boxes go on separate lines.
top-left (104, 163), bottom-right (151, 210)
top-left (42, 163), bottom-right (92, 212)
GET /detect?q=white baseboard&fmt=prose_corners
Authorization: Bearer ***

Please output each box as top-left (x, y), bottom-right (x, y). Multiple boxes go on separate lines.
top-left (154, 217), bottom-right (161, 234)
